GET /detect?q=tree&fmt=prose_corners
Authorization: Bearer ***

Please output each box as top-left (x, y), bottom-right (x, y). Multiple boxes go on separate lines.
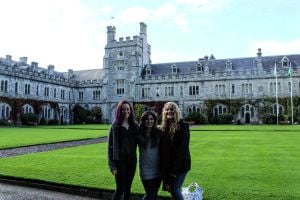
top-left (134, 104), bottom-right (145, 122)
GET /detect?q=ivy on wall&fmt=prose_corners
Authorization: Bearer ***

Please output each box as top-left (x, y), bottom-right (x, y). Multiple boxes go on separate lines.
top-left (204, 97), bottom-right (300, 123)
top-left (0, 96), bottom-right (59, 121)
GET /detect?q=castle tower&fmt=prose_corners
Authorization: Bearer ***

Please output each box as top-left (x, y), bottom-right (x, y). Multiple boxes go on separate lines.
top-left (102, 22), bottom-right (152, 122)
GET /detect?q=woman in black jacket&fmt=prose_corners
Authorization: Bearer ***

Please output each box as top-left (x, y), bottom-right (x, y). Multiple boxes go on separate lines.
top-left (160, 102), bottom-right (191, 200)
top-left (107, 100), bottom-right (139, 200)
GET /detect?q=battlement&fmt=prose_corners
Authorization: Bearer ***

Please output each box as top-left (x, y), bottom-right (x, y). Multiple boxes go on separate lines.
top-left (0, 54), bottom-right (72, 85)
top-left (107, 35), bottom-right (140, 47)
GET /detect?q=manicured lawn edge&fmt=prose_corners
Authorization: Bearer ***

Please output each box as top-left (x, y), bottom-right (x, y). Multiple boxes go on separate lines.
top-left (0, 174), bottom-right (170, 200)
top-left (0, 136), bottom-right (106, 151)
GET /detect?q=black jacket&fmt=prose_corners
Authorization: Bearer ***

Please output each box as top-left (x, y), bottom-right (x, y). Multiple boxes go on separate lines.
top-left (107, 122), bottom-right (139, 172)
top-left (161, 120), bottom-right (191, 177)
top-left (170, 120), bottom-right (191, 175)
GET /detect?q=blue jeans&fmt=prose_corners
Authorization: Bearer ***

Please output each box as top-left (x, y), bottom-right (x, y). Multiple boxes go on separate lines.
top-left (170, 172), bottom-right (187, 200)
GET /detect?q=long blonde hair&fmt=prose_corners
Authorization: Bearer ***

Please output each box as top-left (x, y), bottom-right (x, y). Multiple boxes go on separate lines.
top-left (161, 102), bottom-right (182, 135)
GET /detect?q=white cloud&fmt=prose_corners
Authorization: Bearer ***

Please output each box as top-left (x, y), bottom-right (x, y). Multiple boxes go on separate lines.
top-left (0, 0), bottom-right (105, 71)
top-left (117, 6), bottom-right (150, 24)
top-left (249, 39), bottom-right (300, 56)
top-left (175, 0), bottom-right (230, 12)
top-left (151, 3), bottom-right (177, 22)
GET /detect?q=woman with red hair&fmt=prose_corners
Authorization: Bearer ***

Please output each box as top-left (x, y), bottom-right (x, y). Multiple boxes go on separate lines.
top-left (108, 100), bottom-right (139, 200)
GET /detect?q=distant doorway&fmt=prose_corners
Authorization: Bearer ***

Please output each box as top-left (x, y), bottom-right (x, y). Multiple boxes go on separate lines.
top-left (245, 113), bottom-right (250, 123)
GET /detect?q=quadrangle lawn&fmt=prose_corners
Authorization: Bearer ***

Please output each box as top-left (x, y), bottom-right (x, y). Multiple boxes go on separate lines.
top-left (0, 125), bottom-right (300, 199)
top-left (0, 124), bottom-right (108, 149)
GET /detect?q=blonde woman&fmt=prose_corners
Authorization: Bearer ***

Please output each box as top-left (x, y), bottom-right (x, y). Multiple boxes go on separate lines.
top-left (160, 102), bottom-right (191, 200)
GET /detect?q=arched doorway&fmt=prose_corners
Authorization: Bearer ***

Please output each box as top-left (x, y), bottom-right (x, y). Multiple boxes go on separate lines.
top-left (245, 113), bottom-right (250, 123)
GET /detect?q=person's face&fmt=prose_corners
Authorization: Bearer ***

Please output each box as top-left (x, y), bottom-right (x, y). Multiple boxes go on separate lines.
top-left (121, 103), bottom-right (131, 120)
top-left (144, 115), bottom-right (155, 128)
top-left (165, 105), bottom-right (175, 119)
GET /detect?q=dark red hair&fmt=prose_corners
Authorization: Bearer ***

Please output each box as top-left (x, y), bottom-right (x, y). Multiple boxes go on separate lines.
top-left (114, 100), bottom-right (136, 125)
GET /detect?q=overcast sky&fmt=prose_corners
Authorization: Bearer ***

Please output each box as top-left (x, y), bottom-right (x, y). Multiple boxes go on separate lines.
top-left (0, 0), bottom-right (300, 72)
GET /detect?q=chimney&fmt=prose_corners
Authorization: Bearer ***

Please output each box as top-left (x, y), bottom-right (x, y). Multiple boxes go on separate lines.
top-left (19, 57), bottom-right (28, 64)
top-left (31, 62), bottom-right (38, 67)
top-left (6, 55), bottom-right (12, 61)
top-left (68, 69), bottom-right (74, 79)
top-left (257, 48), bottom-right (262, 57)
top-left (48, 65), bottom-right (55, 74)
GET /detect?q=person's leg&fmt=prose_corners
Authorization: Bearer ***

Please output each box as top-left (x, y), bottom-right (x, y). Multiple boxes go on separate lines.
top-left (123, 157), bottom-right (137, 200)
top-left (170, 173), bottom-right (187, 200)
top-left (112, 161), bottom-right (126, 200)
top-left (141, 177), bottom-right (161, 200)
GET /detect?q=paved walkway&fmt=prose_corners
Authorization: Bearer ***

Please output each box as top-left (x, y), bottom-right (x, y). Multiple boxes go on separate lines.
top-left (0, 137), bottom-right (107, 158)
top-left (0, 182), bottom-right (99, 200)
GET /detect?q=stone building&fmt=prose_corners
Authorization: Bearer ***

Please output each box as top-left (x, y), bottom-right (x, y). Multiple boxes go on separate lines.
top-left (0, 22), bottom-right (300, 124)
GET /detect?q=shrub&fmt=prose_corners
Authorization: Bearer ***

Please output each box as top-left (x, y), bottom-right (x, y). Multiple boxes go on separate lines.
top-left (262, 114), bottom-right (284, 124)
top-left (0, 119), bottom-right (8, 126)
top-left (217, 113), bottom-right (233, 124)
top-left (20, 113), bottom-right (38, 125)
top-left (48, 119), bottom-right (59, 125)
top-left (39, 117), bottom-right (47, 125)
top-left (91, 107), bottom-right (102, 123)
top-left (73, 105), bottom-right (91, 124)
top-left (185, 112), bottom-right (207, 124)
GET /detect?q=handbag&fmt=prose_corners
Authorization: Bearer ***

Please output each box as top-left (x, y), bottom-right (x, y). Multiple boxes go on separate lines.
top-left (182, 182), bottom-right (203, 200)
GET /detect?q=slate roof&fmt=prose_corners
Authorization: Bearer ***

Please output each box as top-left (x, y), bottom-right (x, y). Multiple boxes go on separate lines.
top-left (63, 69), bottom-right (104, 81)
top-left (142, 54), bottom-right (300, 77)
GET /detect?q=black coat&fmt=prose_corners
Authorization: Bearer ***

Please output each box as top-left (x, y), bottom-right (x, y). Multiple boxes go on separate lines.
top-left (107, 122), bottom-right (139, 172)
top-left (161, 120), bottom-right (191, 178)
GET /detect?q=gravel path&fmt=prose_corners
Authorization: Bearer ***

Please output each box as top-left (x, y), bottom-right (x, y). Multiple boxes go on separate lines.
top-left (0, 137), bottom-right (107, 158)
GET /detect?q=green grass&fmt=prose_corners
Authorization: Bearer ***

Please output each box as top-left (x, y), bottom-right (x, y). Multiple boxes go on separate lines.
top-left (0, 124), bottom-right (109, 149)
top-left (1, 125), bottom-right (300, 199)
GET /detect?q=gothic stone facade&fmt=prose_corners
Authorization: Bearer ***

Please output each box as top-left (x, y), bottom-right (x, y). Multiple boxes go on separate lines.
top-left (1, 22), bottom-right (300, 124)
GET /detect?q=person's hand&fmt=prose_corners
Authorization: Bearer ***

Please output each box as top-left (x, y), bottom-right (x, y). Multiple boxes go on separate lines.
top-left (111, 169), bottom-right (117, 175)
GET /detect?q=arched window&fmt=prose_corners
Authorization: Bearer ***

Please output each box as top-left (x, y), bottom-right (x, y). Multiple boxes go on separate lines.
top-left (187, 105), bottom-right (202, 113)
top-left (23, 104), bottom-right (34, 114)
top-left (196, 64), bottom-right (203, 72)
top-left (281, 56), bottom-right (289, 67)
top-left (272, 104), bottom-right (284, 115)
top-left (225, 60), bottom-right (232, 70)
top-left (42, 105), bottom-right (53, 119)
top-left (60, 106), bottom-right (68, 122)
top-left (213, 104), bottom-right (227, 116)
top-left (0, 102), bottom-right (11, 119)
top-left (171, 64), bottom-right (177, 74)
top-left (145, 66), bottom-right (151, 75)
top-left (251, 107), bottom-right (254, 117)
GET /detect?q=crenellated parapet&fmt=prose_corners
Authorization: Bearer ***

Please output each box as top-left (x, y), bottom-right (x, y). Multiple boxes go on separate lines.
top-left (106, 35), bottom-right (141, 48)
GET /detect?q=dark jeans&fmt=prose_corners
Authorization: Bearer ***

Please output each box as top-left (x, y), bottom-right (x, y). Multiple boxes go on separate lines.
top-left (112, 157), bottom-right (137, 200)
top-left (170, 172), bottom-right (187, 200)
top-left (141, 177), bottom-right (161, 200)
